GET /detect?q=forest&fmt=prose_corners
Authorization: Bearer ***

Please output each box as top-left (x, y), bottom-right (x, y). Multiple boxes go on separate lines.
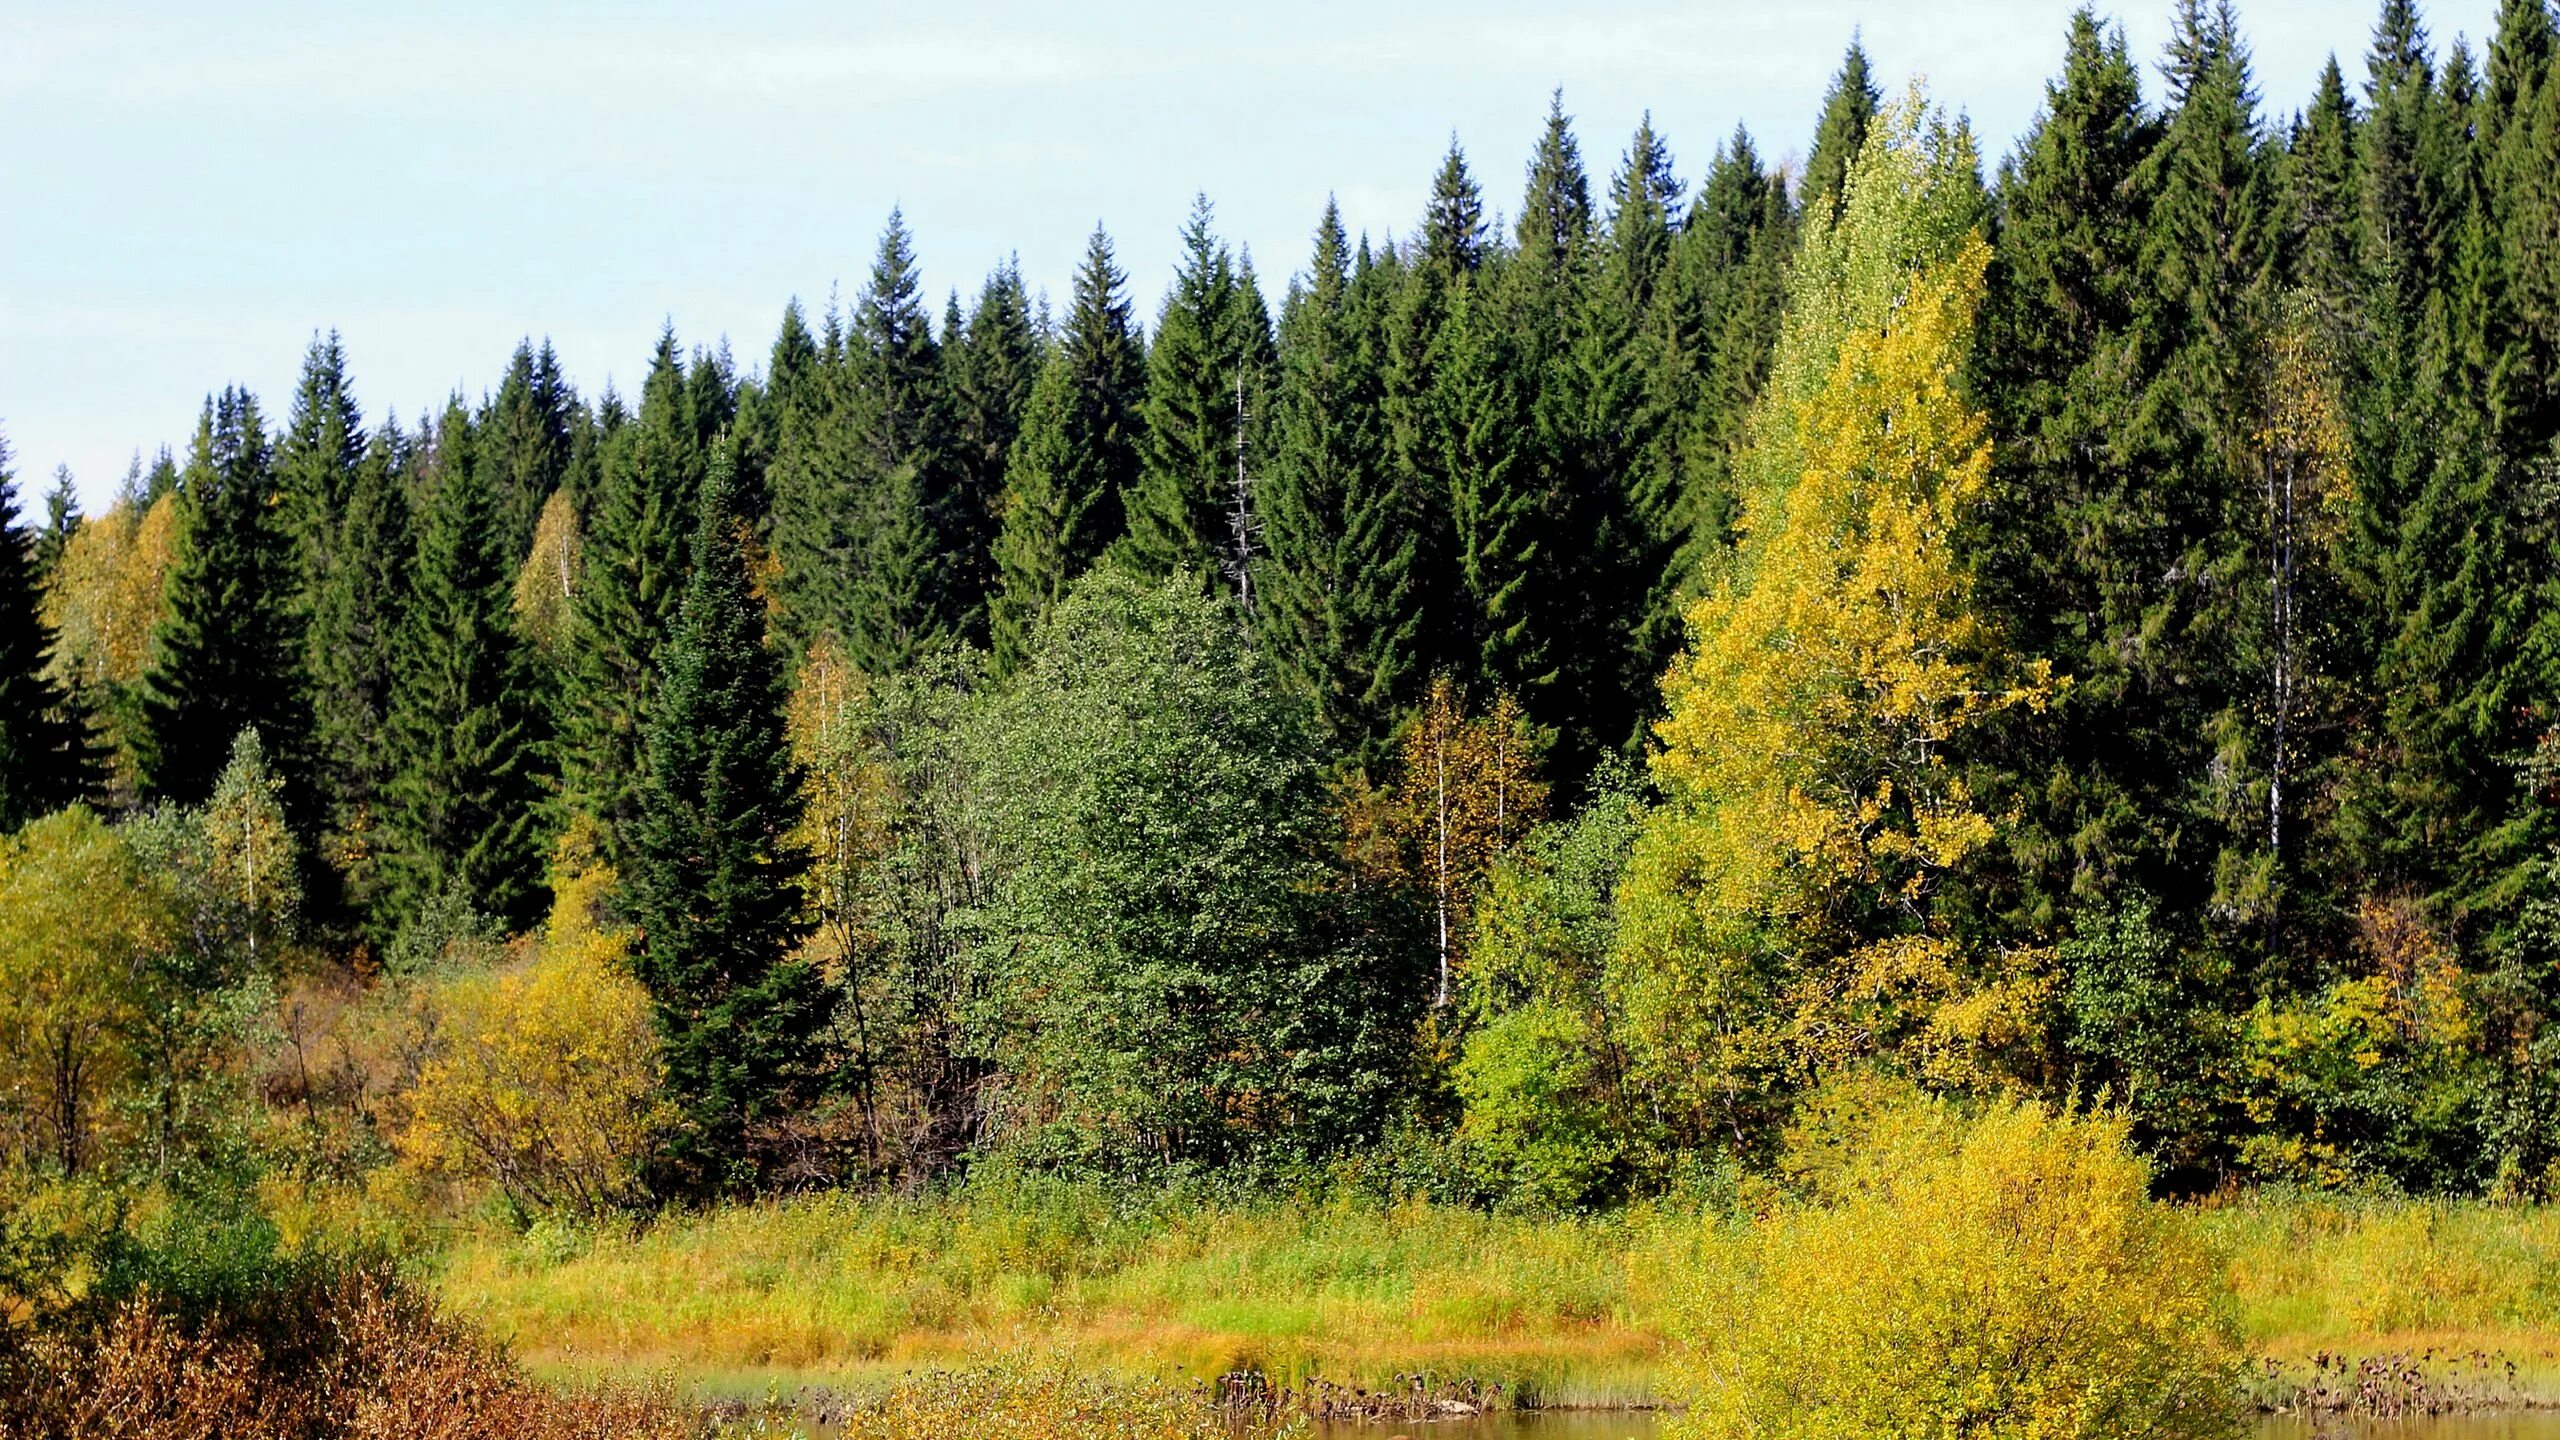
top-left (5, 0), bottom-right (2560, 1429)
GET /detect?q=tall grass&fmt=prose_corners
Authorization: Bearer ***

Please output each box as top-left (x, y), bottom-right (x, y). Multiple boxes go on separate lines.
top-left (428, 1181), bottom-right (2560, 1405)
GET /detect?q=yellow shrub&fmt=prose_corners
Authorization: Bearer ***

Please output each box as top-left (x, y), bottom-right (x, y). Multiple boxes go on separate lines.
top-left (399, 942), bottom-right (668, 1217)
top-left (1674, 1087), bottom-right (2245, 1440)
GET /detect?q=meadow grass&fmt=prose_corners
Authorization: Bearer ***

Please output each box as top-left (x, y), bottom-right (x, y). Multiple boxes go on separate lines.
top-left (428, 1181), bottom-right (2560, 1405)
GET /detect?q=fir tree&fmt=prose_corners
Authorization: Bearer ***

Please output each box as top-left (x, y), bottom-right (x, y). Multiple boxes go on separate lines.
top-left (1258, 202), bottom-right (1415, 770)
top-left (0, 429), bottom-right (90, 827)
top-left (1123, 195), bottom-right (1274, 581)
top-left (33, 465), bottom-right (79, 584)
top-left (1385, 140), bottom-right (1488, 674)
top-left (626, 444), bottom-right (830, 1187)
top-left (379, 398), bottom-right (546, 934)
top-left (275, 333), bottom-right (366, 636)
top-left (560, 329), bottom-right (702, 863)
top-left (989, 225), bottom-right (1146, 671)
top-left (1803, 38), bottom-right (1882, 228)
top-left (140, 387), bottom-right (307, 806)
top-left (766, 298), bottom-right (853, 658)
top-left (946, 261), bottom-right (1043, 645)
top-left (2284, 57), bottom-right (2364, 304)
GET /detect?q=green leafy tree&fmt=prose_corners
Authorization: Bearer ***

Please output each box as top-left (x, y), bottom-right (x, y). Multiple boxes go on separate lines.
top-left (626, 445), bottom-right (831, 1189)
top-left (972, 569), bottom-right (1414, 1166)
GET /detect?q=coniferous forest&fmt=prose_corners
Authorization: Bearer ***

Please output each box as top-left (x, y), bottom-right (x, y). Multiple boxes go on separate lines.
top-left (12, 0), bottom-right (2560, 1344)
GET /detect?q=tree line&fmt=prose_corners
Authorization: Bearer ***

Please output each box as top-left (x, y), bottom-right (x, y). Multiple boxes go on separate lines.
top-left (5, 0), bottom-right (2560, 1206)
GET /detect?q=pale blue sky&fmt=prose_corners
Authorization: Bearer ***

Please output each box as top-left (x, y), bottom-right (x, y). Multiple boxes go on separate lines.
top-left (1, 0), bottom-right (2502, 515)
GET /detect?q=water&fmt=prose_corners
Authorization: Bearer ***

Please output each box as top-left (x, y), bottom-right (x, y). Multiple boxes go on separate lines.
top-left (1311, 1412), bottom-right (2560, 1440)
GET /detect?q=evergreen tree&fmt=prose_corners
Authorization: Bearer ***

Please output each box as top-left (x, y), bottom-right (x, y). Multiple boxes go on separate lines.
top-left (1257, 202), bottom-right (1414, 770)
top-left (560, 329), bottom-right (702, 863)
top-left (1123, 195), bottom-right (1274, 581)
top-left (140, 387), bottom-right (306, 806)
top-left (481, 339), bottom-right (578, 559)
top-left (275, 333), bottom-right (366, 634)
top-left (766, 299), bottom-right (852, 658)
top-left (33, 465), bottom-right (79, 584)
top-left (379, 398), bottom-right (546, 934)
top-left (1803, 38), bottom-right (1883, 228)
top-left (1385, 140), bottom-right (1488, 673)
top-left (2284, 57), bottom-right (2364, 304)
top-left (1970, 8), bottom-right (2169, 927)
top-left (305, 416), bottom-right (415, 922)
top-left (989, 225), bottom-right (1146, 671)
top-left (0, 429), bottom-right (90, 828)
top-left (839, 210), bottom-right (962, 673)
top-left (626, 444), bottom-right (831, 1187)
top-left (946, 261), bottom-right (1043, 645)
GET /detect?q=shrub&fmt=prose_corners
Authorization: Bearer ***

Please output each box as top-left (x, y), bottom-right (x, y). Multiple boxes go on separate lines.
top-left (1673, 1083), bottom-right (2246, 1440)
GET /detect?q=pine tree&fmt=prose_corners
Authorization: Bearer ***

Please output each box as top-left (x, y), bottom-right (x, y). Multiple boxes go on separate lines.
top-left (989, 225), bottom-right (1146, 671)
top-left (560, 329), bottom-right (702, 863)
top-left (1257, 202), bottom-right (1415, 770)
top-left (0, 428), bottom-right (91, 828)
top-left (1803, 38), bottom-right (1882, 228)
top-left (839, 210), bottom-right (962, 673)
top-left (379, 398), bottom-right (546, 934)
top-left (626, 444), bottom-right (830, 1186)
top-left (482, 339), bottom-right (578, 559)
top-left (140, 387), bottom-right (307, 806)
top-left (1123, 195), bottom-right (1274, 581)
top-left (946, 261), bottom-right (1043, 646)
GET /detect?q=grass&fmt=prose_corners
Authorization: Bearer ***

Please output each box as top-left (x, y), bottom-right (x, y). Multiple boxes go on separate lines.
top-left (425, 1181), bottom-right (2560, 1406)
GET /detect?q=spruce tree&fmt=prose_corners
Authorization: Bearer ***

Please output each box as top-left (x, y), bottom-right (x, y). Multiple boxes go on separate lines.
top-left (1257, 202), bottom-right (1415, 770)
top-left (276, 334), bottom-right (366, 645)
top-left (379, 398), bottom-right (545, 934)
top-left (140, 387), bottom-right (307, 806)
top-left (1123, 195), bottom-right (1275, 582)
top-left (2284, 58), bottom-right (2364, 305)
top-left (766, 299), bottom-right (852, 658)
top-left (626, 444), bottom-right (830, 1187)
top-left (306, 416), bottom-right (415, 923)
top-left (989, 225), bottom-right (1146, 671)
top-left (1969, 8), bottom-right (2167, 927)
top-left (560, 329), bottom-right (702, 863)
top-left (1385, 140), bottom-right (1488, 675)
top-left (839, 210), bottom-right (962, 673)
top-left (947, 261), bottom-right (1043, 645)
top-left (1803, 38), bottom-right (1882, 229)
top-left (0, 429), bottom-right (90, 828)
top-left (481, 339), bottom-right (578, 559)
top-left (33, 465), bottom-right (78, 584)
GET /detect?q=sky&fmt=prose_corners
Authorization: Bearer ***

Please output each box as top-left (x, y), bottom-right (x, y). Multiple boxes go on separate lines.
top-left (0, 0), bottom-right (2506, 517)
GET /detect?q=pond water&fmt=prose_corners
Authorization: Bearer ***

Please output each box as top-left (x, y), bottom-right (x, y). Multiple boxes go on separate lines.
top-left (1309, 1412), bottom-right (2560, 1440)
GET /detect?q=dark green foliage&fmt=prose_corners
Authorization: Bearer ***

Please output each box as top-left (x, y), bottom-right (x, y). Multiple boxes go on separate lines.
top-left (276, 334), bottom-right (366, 621)
top-left (140, 388), bottom-right (306, 807)
top-left (480, 339), bottom-right (578, 559)
top-left (839, 211), bottom-right (965, 673)
top-left (560, 330), bottom-right (703, 863)
top-left (1123, 195), bottom-right (1275, 583)
top-left (378, 399), bottom-right (547, 936)
top-left (33, 465), bottom-right (80, 584)
top-left (304, 419), bottom-right (414, 922)
top-left (1383, 140), bottom-right (1489, 678)
top-left (946, 263), bottom-right (1043, 646)
top-left (627, 446), bottom-right (830, 1188)
top-left (989, 226), bottom-right (1146, 671)
top-left (1256, 203), bottom-right (1414, 771)
top-left (1802, 39), bottom-right (1882, 228)
top-left (0, 430), bottom-right (91, 828)
top-left (972, 569), bottom-right (1417, 1168)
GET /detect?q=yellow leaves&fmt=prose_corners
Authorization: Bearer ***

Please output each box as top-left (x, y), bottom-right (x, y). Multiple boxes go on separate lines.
top-left (398, 936), bottom-right (668, 1217)
top-left (1616, 87), bottom-right (2048, 1129)
top-left (509, 487), bottom-right (582, 659)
